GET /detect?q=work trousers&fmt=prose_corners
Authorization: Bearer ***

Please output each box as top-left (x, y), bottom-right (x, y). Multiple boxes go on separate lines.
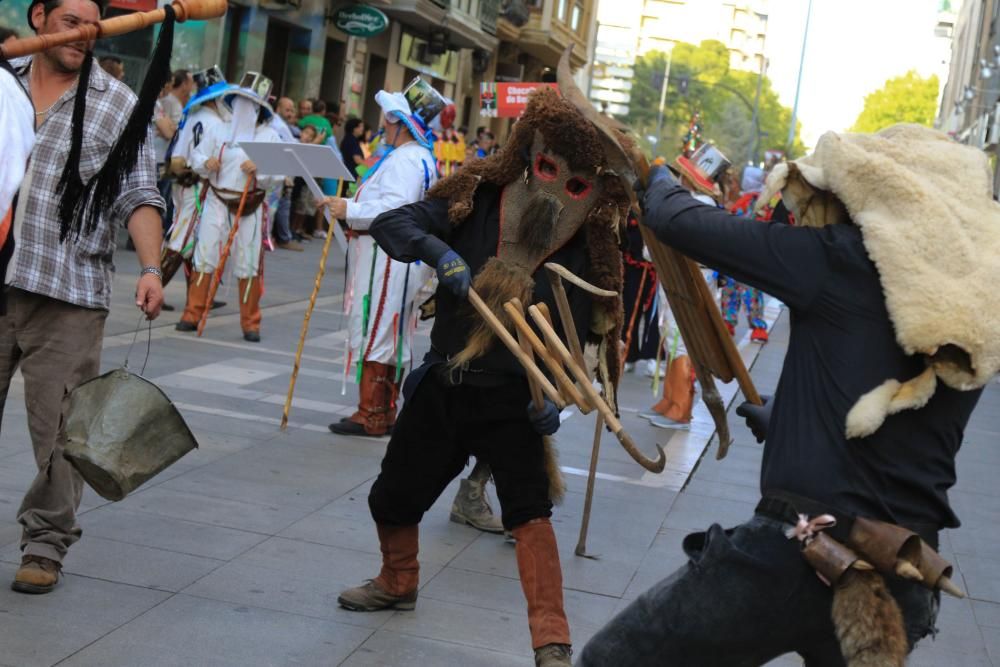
top-left (369, 371), bottom-right (552, 530)
top-left (0, 289), bottom-right (106, 563)
top-left (577, 516), bottom-right (938, 666)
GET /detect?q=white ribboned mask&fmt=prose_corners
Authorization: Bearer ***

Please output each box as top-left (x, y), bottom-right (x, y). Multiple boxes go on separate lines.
top-left (229, 97), bottom-right (258, 144)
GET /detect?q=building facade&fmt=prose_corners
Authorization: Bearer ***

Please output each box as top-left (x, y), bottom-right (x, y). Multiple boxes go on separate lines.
top-left (589, 0), bottom-right (769, 119)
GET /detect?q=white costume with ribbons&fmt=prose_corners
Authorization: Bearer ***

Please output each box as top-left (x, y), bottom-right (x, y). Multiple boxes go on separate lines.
top-left (190, 119), bottom-right (280, 279)
top-left (345, 140), bottom-right (436, 372)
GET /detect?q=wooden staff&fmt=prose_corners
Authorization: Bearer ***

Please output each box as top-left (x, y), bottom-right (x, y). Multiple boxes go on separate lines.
top-left (197, 176), bottom-right (253, 337)
top-left (575, 412), bottom-right (604, 559)
top-left (1, 0), bottom-right (228, 59)
top-left (467, 288), bottom-right (565, 408)
top-left (503, 302), bottom-right (590, 412)
top-left (527, 304), bottom-right (666, 473)
top-left (280, 182), bottom-right (342, 429)
top-left (509, 298), bottom-right (545, 411)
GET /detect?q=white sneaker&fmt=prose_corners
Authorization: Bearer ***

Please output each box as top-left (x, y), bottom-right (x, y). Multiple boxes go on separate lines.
top-left (624, 362), bottom-right (635, 373)
top-left (314, 230), bottom-right (328, 239)
top-left (650, 415), bottom-right (691, 430)
top-left (643, 359), bottom-right (667, 378)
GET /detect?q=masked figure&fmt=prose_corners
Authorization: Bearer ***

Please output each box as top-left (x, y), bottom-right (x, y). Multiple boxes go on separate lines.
top-left (332, 68), bottom-right (634, 665)
top-left (325, 78), bottom-right (444, 438)
top-left (177, 72), bottom-right (281, 342)
top-left (160, 65), bottom-right (230, 288)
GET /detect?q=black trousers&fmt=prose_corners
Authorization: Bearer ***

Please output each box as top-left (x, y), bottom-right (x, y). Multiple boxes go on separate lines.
top-left (578, 516), bottom-right (938, 666)
top-left (368, 371), bottom-right (552, 530)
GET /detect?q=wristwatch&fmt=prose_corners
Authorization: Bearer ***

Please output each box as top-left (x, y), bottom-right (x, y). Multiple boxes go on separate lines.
top-left (141, 266), bottom-right (163, 280)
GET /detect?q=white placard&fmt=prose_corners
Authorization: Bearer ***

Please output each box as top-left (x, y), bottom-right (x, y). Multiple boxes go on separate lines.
top-left (238, 141), bottom-right (355, 252)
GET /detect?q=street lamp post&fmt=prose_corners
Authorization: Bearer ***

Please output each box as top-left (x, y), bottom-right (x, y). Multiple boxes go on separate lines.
top-left (654, 48), bottom-right (673, 150)
top-left (787, 0), bottom-right (813, 151)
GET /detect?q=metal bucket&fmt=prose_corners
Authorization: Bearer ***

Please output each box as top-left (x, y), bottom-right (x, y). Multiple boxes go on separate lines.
top-left (63, 368), bottom-right (199, 501)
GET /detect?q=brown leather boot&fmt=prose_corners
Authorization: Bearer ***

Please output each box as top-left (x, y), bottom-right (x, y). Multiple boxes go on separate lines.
top-left (238, 277), bottom-right (262, 341)
top-left (12, 555), bottom-right (61, 594)
top-left (330, 362), bottom-right (395, 437)
top-left (512, 518), bottom-right (571, 652)
top-left (644, 354), bottom-right (695, 427)
top-left (338, 524), bottom-right (419, 611)
top-left (178, 271), bottom-right (211, 331)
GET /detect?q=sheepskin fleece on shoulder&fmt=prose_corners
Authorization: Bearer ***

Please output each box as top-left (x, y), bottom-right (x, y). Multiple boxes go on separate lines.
top-left (769, 124), bottom-right (1000, 392)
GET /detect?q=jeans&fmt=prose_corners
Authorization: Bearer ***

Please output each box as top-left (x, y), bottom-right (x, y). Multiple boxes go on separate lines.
top-left (273, 191), bottom-right (292, 243)
top-left (577, 516), bottom-right (938, 666)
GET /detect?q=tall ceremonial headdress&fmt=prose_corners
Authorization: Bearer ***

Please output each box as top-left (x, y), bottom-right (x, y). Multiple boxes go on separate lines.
top-left (428, 46), bottom-right (637, 406)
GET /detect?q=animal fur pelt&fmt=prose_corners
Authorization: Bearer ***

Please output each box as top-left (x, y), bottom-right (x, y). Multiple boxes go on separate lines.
top-left (759, 124), bottom-right (1000, 435)
top-left (832, 570), bottom-right (909, 667)
top-left (450, 257), bottom-right (535, 367)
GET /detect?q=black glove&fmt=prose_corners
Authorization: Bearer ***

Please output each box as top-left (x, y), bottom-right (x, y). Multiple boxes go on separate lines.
top-left (735, 395), bottom-right (772, 444)
top-left (437, 249), bottom-right (471, 299)
top-left (527, 399), bottom-right (561, 436)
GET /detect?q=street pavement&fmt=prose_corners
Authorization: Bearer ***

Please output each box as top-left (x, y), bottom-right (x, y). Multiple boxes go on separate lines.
top-left (0, 239), bottom-right (997, 666)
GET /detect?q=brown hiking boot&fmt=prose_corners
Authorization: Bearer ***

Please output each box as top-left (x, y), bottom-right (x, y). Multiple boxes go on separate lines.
top-left (450, 478), bottom-right (504, 534)
top-left (12, 555), bottom-right (61, 594)
top-left (534, 643), bottom-right (572, 667)
top-left (337, 579), bottom-right (417, 611)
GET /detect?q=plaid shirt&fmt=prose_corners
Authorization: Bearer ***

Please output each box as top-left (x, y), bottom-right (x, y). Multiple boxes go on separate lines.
top-left (10, 56), bottom-right (164, 311)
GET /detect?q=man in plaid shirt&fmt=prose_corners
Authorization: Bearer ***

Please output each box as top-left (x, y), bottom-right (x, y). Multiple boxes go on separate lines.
top-left (3, 0), bottom-right (165, 594)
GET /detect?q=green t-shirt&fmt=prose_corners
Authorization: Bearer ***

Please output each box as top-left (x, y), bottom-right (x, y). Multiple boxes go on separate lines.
top-left (298, 114), bottom-right (333, 139)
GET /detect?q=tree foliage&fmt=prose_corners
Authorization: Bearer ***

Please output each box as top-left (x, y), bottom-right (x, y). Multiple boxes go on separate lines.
top-left (625, 40), bottom-right (806, 163)
top-left (850, 71), bottom-right (940, 134)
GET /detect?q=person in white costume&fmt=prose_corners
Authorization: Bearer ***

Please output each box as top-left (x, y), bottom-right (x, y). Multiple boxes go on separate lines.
top-left (320, 82), bottom-right (443, 438)
top-left (176, 72), bottom-right (281, 342)
top-left (0, 61), bottom-right (34, 224)
top-left (160, 66), bottom-right (230, 288)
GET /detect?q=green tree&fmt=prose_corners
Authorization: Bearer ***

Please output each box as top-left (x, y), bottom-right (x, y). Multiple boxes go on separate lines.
top-left (625, 40), bottom-right (805, 163)
top-left (850, 71), bottom-right (940, 133)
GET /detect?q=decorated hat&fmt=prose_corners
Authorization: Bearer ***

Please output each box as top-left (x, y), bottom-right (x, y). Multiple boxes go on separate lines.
top-left (670, 155), bottom-right (720, 199)
top-left (183, 65), bottom-right (230, 114)
top-left (375, 76), bottom-right (448, 149)
top-left (222, 71), bottom-right (274, 121)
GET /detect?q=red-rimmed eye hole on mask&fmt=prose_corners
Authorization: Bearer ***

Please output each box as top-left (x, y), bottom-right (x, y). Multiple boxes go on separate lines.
top-left (565, 176), bottom-right (592, 200)
top-left (534, 153), bottom-right (559, 181)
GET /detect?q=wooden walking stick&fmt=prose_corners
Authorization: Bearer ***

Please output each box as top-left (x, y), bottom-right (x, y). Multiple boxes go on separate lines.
top-left (197, 176), bottom-right (254, 337)
top-left (575, 412), bottom-right (604, 559)
top-left (1, 0), bottom-right (227, 59)
top-left (281, 181), bottom-right (342, 429)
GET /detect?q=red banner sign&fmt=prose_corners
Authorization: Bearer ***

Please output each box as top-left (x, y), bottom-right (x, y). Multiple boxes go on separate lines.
top-left (480, 82), bottom-right (559, 118)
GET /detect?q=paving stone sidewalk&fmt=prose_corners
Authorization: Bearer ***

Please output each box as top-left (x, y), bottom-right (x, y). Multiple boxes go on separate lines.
top-left (0, 242), bottom-right (995, 666)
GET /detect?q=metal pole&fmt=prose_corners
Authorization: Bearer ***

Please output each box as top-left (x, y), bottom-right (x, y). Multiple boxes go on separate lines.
top-left (787, 0), bottom-right (813, 150)
top-left (749, 56), bottom-right (766, 166)
top-left (655, 49), bottom-right (672, 150)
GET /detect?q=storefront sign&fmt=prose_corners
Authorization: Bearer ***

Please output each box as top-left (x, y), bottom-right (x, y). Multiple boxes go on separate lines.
top-left (333, 4), bottom-right (389, 38)
top-left (108, 0), bottom-right (157, 11)
top-left (480, 82), bottom-right (558, 118)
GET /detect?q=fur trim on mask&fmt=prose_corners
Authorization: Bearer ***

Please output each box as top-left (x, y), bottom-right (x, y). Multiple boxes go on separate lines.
top-left (763, 124), bottom-right (1000, 436)
top-left (450, 257), bottom-right (535, 368)
top-left (428, 87), bottom-right (605, 227)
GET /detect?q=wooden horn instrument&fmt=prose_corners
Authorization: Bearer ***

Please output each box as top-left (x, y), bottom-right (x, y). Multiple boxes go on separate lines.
top-left (1, 0), bottom-right (228, 59)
